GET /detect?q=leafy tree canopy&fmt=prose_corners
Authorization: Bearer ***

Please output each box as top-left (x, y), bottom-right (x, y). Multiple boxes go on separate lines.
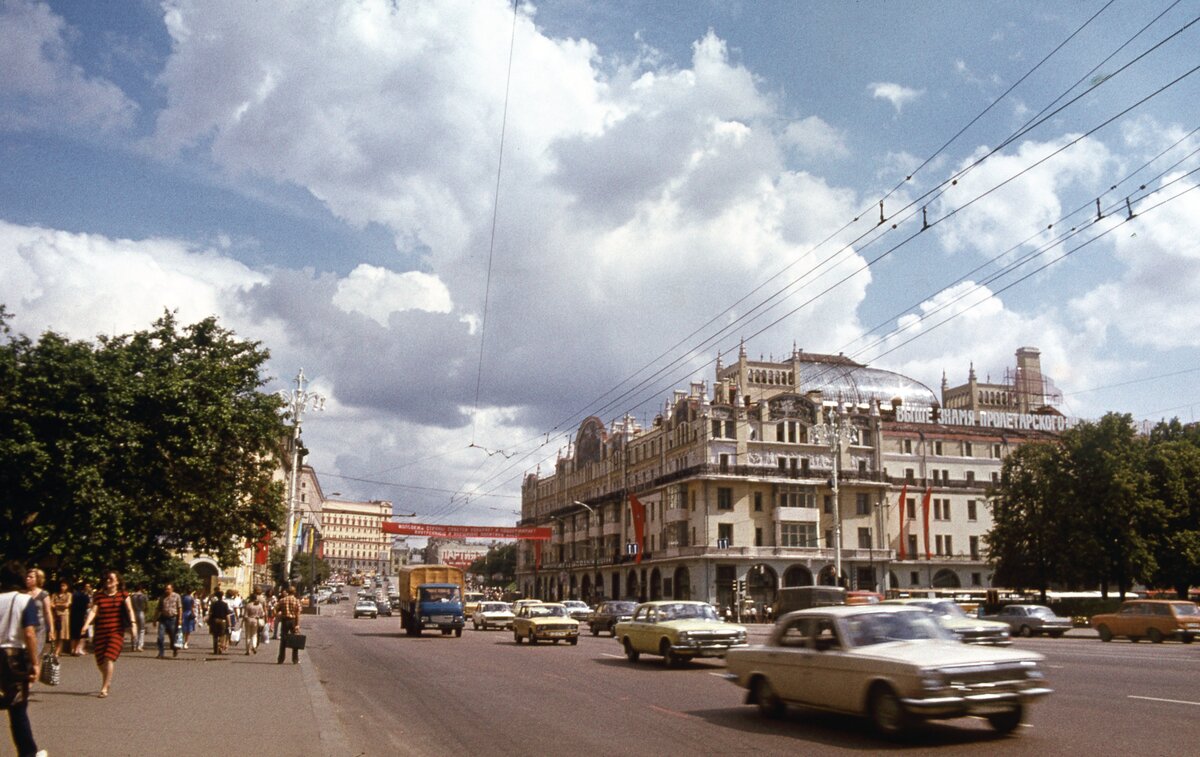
top-left (0, 308), bottom-right (287, 580)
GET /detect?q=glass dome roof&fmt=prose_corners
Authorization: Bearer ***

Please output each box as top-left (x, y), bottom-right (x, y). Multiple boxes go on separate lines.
top-left (796, 356), bottom-right (937, 407)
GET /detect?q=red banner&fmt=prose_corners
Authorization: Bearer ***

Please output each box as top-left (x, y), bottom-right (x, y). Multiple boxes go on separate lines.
top-left (381, 522), bottom-right (552, 540)
top-left (922, 486), bottom-right (932, 560)
top-left (896, 485), bottom-right (908, 560)
top-left (629, 494), bottom-right (647, 564)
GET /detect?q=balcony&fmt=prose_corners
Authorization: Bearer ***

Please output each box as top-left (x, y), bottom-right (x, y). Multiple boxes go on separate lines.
top-left (774, 506), bottom-right (820, 523)
top-left (664, 507), bottom-right (690, 524)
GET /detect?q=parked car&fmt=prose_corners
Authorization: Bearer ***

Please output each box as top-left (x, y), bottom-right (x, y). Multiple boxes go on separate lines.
top-left (882, 599), bottom-right (1011, 645)
top-left (463, 591), bottom-right (486, 619)
top-left (561, 600), bottom-right (592, 622)
top-left (473, 601), bottom-right (515, 630)
top-left (725, 605), bottom-right (1052, 738)
top-left (354, 599), bottom-right (378, 619)
top-left (1091, 599), bottom-right (1200, 643)
top-left (588, 600), bottom-right (637, 637)
top-left (375, 600), bottom-right (392, 617)
top-left (615, 601), bottom-right (747, 666)
top-left (512, 602), bottom-right (579, 645)
top-left (982, 604), bottom-right (1072, 638)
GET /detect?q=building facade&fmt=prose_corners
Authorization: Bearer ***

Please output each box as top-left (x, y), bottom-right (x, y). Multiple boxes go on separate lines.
top-left (322, 498), bottom-right (394, 577)
top-left (424, 538), bottom-right (491, 570)
top-left (516, 345), bottom-right (1068, 611)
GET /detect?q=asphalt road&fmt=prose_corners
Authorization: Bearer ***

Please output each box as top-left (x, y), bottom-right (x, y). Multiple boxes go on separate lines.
top-left (308, 602), bottom-right (1200, 755)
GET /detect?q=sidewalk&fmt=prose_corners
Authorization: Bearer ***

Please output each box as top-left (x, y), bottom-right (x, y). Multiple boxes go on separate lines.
top-left (23, 619), bottom-right (350, 757)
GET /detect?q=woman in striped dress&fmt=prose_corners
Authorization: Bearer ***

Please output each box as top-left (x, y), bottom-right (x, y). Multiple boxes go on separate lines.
top-left (81, 570), bottom-right (135, 698)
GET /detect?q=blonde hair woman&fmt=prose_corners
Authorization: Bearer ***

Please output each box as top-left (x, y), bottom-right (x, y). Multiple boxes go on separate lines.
top-left (24, 567), bottom-right (55, 655)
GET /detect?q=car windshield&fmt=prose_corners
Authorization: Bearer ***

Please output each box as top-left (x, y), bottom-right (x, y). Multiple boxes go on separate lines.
top-left (1172, 603), bottom-right (1200, 616)
top-left (657, 603), bottom-right (720, 622)
top-left (421, 587), bottom-right (461, 602)
top-left (844, 611), bottom-right (955, 646)
top-left (564, 601), bottom-right (587, 608)
top-left (915, 600), bottom-right (967, 618)
top-left (1027, 606), bottom-right (1056, 618)
top-left (481, 603), bottom-right (510, 613)
top-left (608, 602), bottom-right (636, 613)
top-left (529, 605), bottom-right (568, 618)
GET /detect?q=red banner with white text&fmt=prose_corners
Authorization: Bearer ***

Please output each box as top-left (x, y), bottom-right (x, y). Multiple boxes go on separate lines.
top-left (381, 522), bottom-right (552, 540)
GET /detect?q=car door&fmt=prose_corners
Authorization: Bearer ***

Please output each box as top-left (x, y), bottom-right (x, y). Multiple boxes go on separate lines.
top-left (624, 605), bottom-right (653, 651)
top-left (805, 616), bottom-right (857, 711)
top-left (765, 616), bottom-right (819, 703)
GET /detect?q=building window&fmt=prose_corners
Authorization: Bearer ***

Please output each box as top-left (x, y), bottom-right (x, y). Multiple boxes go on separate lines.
top-left (933, 441), bottom-right (943, 456)
top-left (910, 571), bottom-right (919, 585)
top-left (801, 457), bottom-right (810, 475)
top-left (719, 453), bottom-right (729, 473)
top-left (908, 535), bottom-right (918, 557)
top-left (781, 522), bottom-right (817, 547)
top-left (717, 523), bottom-right (733, 546)
top-left (717, 488), bottom-right (733, 510)
top-left (967, 500), bottom-right (978, 521)
top-left (906, 498), bottom-right (916, 519)
top-left (778, 486), bottom-right (816, 509)
top-left (856, 493), bottom-right (870, 515)
top-left (857, 459), bottom-right (867, 474)
top-left (935, 535), bottom-right (944, 555)
top-left (970, 535), bottom-right (980, 560)
top-left (823, 495), bottom-right (833, 514)
top-left (965, 470), bottom-right (975, 484)
top-left (905, 468), bottom-right (915, 482)
top-left (902, 439), bottom-right (913, 454)
top-left (825, 529), bottom-right (834, 548)
top-left (755, 527), bottom-right (763, 547)
top-left (991, 471), bottom-right (1000, 485)
top-left (991, 444), bottom-right (1002, 458)
top-left (963, 441), bottom-right (973, 457)
top-left (971, 572), bottom-right (982, 586)
top-left (754, 492), bottom-right (763, 512)
top-left (857, 527), bottom-right (871, 549)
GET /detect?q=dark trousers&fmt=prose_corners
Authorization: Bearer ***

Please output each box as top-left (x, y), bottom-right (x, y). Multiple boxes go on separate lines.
top-left (7, 701), bottom-right (38, 757)
top-left (210, 619), bottom-right (228, 654)
top-left (156, 617), bottom-right (179, 655)
top-left (277, 618), bottom-right (299, 663)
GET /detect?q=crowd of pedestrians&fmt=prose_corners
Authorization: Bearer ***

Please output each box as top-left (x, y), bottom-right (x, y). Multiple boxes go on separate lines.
top-left (0, 557), bottom-right (311, 757)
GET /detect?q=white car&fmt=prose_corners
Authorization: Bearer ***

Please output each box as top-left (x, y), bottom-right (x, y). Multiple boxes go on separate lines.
top-left (561, 600), bottom-right (592, 622)
top-left (353, 599), bottom-right (378, 619)
top-left (725, 605), bottom-right (1051, 738)
top-left (473, 602), bottom-right (515, 630)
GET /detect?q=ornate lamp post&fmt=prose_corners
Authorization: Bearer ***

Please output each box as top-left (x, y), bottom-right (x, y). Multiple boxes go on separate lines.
top-left (812, 401), bottom-right (856, 588)
top-left (574, 501), bottom-right (598, 602)
top-left (279, 368), bottom-right (325, 581)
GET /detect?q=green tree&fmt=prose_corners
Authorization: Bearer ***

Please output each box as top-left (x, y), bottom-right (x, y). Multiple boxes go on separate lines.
top-left (0, 309), bottom-right (286, 578)
top-left (987, 442), bottom-right (1066, 601)
top-left (1144, 428), bottom-right (1200, 597)
top-left (469, 543), bottom-right (516, 587)
top-left (1061, 413), bottom-right (1157, 598)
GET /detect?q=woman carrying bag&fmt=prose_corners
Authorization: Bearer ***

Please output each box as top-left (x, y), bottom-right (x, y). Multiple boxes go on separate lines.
top-left (1, 560), bottom-right (45, 757)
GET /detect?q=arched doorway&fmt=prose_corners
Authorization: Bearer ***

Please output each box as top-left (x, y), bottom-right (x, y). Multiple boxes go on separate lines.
top-left (817, 565), bottom-right (843, 587)
top-left (649, 569), bottom-right (662, 600)
top-left (746, 564), bottom-right (777, 616)
top-left (581, 574), bottom-right (592, 601)
top-left (672, 567), bottom-right (691, 599)
top-left (888, 571), bottom-right (901, 591)
top-left (190, 558), bottom-right (219, 595)
top-left (932, 569), bottom-right (961, 588)
top-left (626, 570), bottom-right (641, 601)
top-left (783, 565), bottom-right (813, 587)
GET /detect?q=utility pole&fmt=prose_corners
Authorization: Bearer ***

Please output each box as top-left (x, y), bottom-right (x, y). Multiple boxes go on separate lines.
top-left (813, 401), bottom-right (855, 588)
top-left (279, 368), bottom-right (325, 582)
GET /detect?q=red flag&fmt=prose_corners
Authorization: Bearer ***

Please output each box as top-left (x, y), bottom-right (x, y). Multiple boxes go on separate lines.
top-left (533, 541), bottom-right (543, 571)
top-left (254, 530), bottom-right (271, 565)
top-left (896, 485), bottom-right (908, 560)
top-left (629, 494), bottom-right (647, 564)
top-left (922, 486), bottom-right (932, 560)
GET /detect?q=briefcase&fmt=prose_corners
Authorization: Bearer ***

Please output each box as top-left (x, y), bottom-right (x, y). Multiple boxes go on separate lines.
top-left (283, 633), bottom-right (307, 650)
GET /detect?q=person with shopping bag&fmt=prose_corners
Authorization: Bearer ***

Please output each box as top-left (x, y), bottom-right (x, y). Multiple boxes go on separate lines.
top-left (206, 592), bottom-right (232, 655)
top-left (156, 583), bottom-right (183, 658)
top-left (276, 586), bottom-right (302, 664)
top-left (1, 560), bottom-right (46, 757)
top-left (242, 592), bottom-right (265, 655)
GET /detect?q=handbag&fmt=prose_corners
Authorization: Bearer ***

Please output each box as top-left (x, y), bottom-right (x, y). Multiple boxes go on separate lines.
top-left (38, 652), bottom-right (60, 686)
top-left (174, 626), bottom-right (184, 648)
top-left (230, 627), bottom-right (242, 644)
top-left (283, 633), bottom-right (306, 650)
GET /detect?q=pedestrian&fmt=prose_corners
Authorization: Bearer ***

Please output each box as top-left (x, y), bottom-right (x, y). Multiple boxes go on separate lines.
top-left (23, 568), bottom-right (54, 656)
top-left (128, 584), bottom-right (148, 651)
top-left (1, 560), bottom-right (46, 757)
top-left (267, 591), bottom-right (279, 639)
top-left (242, 592), bottom-right (265, 655)
top-left (50, 580), bottom-right (71, 658)
top-left (181, 588), bottom-right (197, 649)
top-left (276, 586), bottom-right (302, 665)
top-left (156, 583), bottom-right (183, 658)
top-left (80, 569), bottom-right (135, 698)
top-left (68, 581), bottom-right (90, 656)
top-left (206, 591), bottom-right (232, 654)
top-left (227, 589), bottom-right (243, 647)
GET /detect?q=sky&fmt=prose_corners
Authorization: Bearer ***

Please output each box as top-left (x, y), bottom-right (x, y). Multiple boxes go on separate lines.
top-left (2, 0), bottom-right (1199, 527)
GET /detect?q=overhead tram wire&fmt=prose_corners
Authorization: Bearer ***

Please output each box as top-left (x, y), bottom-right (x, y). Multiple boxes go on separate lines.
top-left (433, 7), bottom-right (1198, 520)
top-left (468, 0), bottom-right (520, 447)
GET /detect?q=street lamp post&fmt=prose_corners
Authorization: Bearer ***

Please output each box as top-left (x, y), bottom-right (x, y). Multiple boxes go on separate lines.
top-left (573, 501), bottom-right (598, 602)
top-left (279, 368), bottom-right (325, 582)
top-left (813, 401), bottom-right (856, 588)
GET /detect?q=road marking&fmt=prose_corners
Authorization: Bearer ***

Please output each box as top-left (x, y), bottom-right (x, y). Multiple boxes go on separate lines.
top-left (1129, 695), bottom-right (1200, 707)
top-left (708, 671), bottom-right (728, 678)
top-left (650, 705), bottom-right (698, 721)
top-left (601, 652), bottom-right (624, 658)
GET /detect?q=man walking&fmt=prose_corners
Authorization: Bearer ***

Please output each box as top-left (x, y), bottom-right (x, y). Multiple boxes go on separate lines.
top-left (156, 583), bottom-right (182, 658)
top-left (206, 591), bottom-right (232, 654)
top-left (276, 586), bottom-right (302, 664)
top-left (129, 585), bottom-right (148, 651)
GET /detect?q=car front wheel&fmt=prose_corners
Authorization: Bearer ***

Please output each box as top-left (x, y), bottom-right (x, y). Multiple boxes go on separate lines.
top-left (661, 640), bottom-right (680, 667)
top-left (623, 638), bottom-right (639, 663)
top-left (513, 630), bottom-right (522, 644)
top-left (1018, 625), bottom-right (1033, 638)
top-left (528, 630), bottom-right (538, 645)
top-left (869, 685), bottom-right (909, 738)
top-left (987, 704), bottom-right (1024, 735)
top-left (1148, 628), bottom-right (1164, 643)
top-left (1097, 625), bottom-right (1113, 642)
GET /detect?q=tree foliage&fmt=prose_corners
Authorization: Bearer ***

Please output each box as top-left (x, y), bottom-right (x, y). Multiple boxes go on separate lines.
top-left (0, 308), bottom-right (286, 579)
top-left (988, 413), bottom-right (1200, 598)
top-left (469, 543), bottom-right (517, 586)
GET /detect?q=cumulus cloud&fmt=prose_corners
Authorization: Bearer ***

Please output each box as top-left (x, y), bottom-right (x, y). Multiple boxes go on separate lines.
top-left (782, 115), bottom-right (849, 160)
top-left (332, 264), bottom-right (452, 327)
top-left (869, 81), bottom-right (924, 114)
top-left (0, 0), bottom-right (137, 132)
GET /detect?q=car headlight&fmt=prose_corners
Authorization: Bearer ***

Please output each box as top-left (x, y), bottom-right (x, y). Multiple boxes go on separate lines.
top-left (735, 629), bottom-right (747, 641)
top-left (420, 616), bottom-right (430, 622)
top-left (920, 671), bottom-right (947, 690)
top-left (677, 632), bottom-right (690, 642)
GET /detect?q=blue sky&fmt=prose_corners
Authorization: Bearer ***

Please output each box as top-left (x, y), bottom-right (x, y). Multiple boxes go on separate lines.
top-left (2, 0), bottom-right (1198, 524)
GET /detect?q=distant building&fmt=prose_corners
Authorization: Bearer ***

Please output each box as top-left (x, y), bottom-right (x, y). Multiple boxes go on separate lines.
top-left (516, 344), bottom-right (1070, 609)
top-left (322, 498), bottom-right (393, 577)
top-left (425, 538), bottom-right (490, 570)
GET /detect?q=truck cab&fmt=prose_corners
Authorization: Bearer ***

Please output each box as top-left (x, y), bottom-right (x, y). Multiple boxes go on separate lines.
top-left (397, 565), bottom-right (466, 637)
